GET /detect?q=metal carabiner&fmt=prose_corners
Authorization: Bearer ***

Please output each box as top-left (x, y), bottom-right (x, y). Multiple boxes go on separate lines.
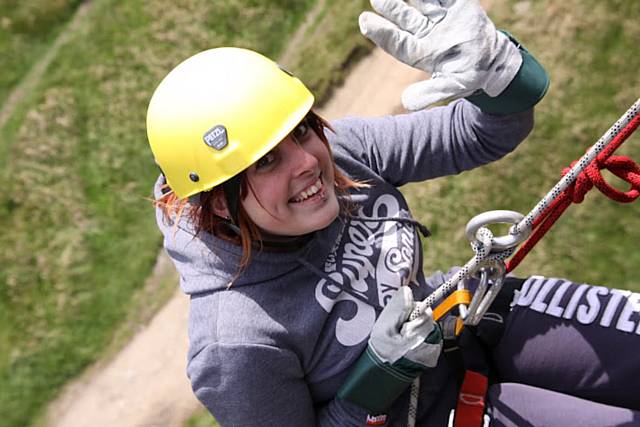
top-left (465, 210), bottom-right (531, 252)
top-left (464, 260), bottom-right (507, 325)
top-left (464, 269), bottom-right (489, 323)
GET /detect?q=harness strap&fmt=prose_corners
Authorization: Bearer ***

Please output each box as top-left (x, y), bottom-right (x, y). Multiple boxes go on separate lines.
top-left (453, 370), bottom-right (488, 427)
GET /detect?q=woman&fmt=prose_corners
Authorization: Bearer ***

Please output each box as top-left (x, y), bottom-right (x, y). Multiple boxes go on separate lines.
top-left (147, 1), bottom-right (639, 425)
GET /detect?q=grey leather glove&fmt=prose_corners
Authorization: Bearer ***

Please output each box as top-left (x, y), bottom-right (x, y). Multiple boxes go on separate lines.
top-left (369, 286), bottom-right (441, 366)
top-left (338, 286), bottom-right (442, 413)
top-left (359, 0), bottom-right (523, 111)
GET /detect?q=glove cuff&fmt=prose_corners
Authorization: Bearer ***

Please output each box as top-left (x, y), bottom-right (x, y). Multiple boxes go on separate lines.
top-left (337, 325), bottom-right (441, 413)
top-left (337, 345), bottom-right (422, 413)
top-left (466, 31), bottom-right (550, 115)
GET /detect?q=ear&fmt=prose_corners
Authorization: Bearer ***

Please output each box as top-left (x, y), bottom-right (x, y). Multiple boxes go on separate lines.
top-left (212, 193), bottom-right (230, 219)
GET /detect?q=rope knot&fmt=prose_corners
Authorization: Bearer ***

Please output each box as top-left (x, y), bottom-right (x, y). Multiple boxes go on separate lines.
top-left (562, 160), bottom-right (592, 203)
top-left (562, 154), bottom-right (640, 204)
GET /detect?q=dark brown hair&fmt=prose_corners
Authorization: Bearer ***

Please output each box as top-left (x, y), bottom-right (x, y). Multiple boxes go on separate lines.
top-left (154, 110), bottom-right (368, 271)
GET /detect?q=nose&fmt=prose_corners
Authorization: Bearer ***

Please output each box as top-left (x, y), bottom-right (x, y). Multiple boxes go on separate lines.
top-left (281, 138), bottom-right (318, 177)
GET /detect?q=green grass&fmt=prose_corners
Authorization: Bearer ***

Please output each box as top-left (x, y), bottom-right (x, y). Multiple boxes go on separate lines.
top-left (0, 0), bottom-right (84, 106)
top-left (402, 0), bottom-right (640, 290)
top-left (0, 0), bottom-right (358, 425)
top-left (184, 408), bottom-right (221, 427)
top-left (2, 0), bottom-right (638, 426)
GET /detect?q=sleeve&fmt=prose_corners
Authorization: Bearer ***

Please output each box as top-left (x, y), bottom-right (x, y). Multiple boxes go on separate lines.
top-left (187, 342), bottom-right (371, 426)
top-left (329, 99), bottom-right (534, 186)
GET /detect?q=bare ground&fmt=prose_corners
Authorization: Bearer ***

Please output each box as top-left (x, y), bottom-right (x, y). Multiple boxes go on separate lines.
top-left (43, 48), bottom-right (425, 427)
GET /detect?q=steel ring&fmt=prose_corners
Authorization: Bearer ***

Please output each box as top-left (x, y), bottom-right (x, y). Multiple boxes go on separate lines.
top-left (465, 210), bottom-right (529, 251)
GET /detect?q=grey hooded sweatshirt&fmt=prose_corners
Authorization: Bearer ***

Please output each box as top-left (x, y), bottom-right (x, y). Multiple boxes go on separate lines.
top-left (154, 100), bottom-right (534, 426)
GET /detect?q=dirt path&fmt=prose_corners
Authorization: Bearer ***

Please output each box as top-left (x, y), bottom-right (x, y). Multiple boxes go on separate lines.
top-left (44, 49), bottom-right (424, 427)
top-left (278, 0), bottom-right (327, 67)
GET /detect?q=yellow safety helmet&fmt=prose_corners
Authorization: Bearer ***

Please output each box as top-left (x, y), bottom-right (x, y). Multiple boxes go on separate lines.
top-left (146, 47), bottom-right (314, 199)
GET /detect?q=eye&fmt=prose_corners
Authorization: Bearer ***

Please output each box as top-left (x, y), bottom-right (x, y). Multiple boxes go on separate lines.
top-left (291, 120), bottom-right (311, 142)
top-left (255, 151), bottom-right (276, 170)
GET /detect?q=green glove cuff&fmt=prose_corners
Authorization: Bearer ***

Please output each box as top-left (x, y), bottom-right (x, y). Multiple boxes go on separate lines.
top-left (337, 326), bottom-right (442, 413)
top-left (466, 30), bottom-right (550, 115)
top-left (337, 345), bottom-right (421, 413)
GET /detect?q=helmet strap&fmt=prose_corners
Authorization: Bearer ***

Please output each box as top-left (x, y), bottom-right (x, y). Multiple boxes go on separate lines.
top-left (222, 174), bottom-right (242, 226)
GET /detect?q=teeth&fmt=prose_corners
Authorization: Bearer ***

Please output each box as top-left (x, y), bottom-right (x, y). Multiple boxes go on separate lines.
top-left (293, 179), bottom-right (322, 202)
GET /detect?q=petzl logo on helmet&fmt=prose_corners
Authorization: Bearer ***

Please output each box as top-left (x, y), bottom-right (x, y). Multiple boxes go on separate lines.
top-left (203, 125), bottom-right (228, 150)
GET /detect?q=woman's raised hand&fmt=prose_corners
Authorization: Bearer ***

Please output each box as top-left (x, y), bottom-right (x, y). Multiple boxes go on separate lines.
top-left (359, 0), bottom-right (523, 111)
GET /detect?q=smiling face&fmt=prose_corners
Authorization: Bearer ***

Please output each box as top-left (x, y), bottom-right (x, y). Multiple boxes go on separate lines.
top-left (240, 117), bottom-right (340, 236)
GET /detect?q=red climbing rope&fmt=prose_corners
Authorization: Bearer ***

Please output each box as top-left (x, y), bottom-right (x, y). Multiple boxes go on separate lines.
top-left (506, 111), bottom-right (640, 273)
